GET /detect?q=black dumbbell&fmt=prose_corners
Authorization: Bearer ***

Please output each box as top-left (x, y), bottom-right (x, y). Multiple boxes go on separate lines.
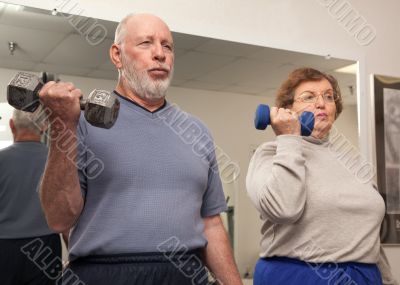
top-left (7, 72), bottom-right (120, 129)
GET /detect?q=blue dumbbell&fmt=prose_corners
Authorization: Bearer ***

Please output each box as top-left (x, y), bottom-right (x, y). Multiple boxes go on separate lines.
top-left (254, 104), bottom-right (315, 136)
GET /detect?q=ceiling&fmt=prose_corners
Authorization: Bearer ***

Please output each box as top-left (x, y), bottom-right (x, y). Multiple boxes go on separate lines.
top-left (0, 2), bottom-right (357, 104)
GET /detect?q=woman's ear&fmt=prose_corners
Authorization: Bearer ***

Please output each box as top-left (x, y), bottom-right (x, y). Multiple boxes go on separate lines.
top-left (109, 44), bottom-right (123, 69)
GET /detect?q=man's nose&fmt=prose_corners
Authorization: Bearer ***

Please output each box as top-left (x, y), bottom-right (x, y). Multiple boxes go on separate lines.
top-left (152, 43), bottom-right (166, 62)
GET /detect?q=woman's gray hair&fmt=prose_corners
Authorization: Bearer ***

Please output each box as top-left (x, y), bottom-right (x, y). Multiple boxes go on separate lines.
top-left (12, 107), bottom-right (47, 135)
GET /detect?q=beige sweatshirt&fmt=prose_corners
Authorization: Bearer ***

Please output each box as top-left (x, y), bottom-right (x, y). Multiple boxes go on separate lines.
top-left (246, 135), bottom-right (398, 285)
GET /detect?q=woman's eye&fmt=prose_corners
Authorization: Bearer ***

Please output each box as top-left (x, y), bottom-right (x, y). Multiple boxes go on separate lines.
top-left (303, 94), bottom-right (315, 101)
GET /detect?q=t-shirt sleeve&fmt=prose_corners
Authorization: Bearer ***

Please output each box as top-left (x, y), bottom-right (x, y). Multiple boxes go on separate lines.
top-left (200, 137), bottom-right (228, 217)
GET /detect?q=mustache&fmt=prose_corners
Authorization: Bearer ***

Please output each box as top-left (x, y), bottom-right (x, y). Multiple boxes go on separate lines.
top-left (120, 53), bottom-right (172, 73)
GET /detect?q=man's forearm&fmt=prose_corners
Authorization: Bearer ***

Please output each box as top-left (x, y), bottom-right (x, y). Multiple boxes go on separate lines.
top-left (40, 127), bottom-right (83, 233)
top-left (203, 215), bottom-right (242, 285)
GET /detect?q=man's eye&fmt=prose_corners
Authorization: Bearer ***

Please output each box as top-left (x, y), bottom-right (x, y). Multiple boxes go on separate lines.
top-left (163, 44), bottom-right (173, 51)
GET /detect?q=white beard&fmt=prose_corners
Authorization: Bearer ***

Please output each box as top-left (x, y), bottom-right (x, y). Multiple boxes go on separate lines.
top-left (120, 52), bottom-right (173, 101)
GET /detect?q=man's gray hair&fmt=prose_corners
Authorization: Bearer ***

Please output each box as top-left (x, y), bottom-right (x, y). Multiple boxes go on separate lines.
top-left (114, 13), bottom-right (136, 45)
top-left (12, 107), bottom-right (47, 135)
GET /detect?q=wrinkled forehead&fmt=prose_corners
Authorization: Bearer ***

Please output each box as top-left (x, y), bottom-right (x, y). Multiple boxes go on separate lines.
top-left (125, 15), bottom-right (173, 42)
top-left (295, 78), bottom-right (333, 94)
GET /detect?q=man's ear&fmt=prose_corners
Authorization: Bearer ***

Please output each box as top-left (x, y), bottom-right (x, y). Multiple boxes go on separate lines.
top-left (110, 44), bottom-right (123, 69)
top-left (9, 119), bottom-right (16, 136)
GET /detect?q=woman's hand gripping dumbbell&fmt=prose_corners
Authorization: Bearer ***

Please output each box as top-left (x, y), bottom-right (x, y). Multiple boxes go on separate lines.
top-left (254, 104), bottom-right (314, 136)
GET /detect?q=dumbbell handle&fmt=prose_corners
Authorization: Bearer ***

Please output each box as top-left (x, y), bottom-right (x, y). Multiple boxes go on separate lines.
top-left (79, 98), bottom-right (87, 110)
top-left (254, 104), bottom-right (315, 136)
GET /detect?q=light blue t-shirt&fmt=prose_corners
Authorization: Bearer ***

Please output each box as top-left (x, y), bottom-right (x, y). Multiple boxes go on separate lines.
top-left (69, 93), bottom-right (227, 260)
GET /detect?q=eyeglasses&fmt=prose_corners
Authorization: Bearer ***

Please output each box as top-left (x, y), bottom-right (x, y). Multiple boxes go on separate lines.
top-left (296, 90), bottom-right (337, 104)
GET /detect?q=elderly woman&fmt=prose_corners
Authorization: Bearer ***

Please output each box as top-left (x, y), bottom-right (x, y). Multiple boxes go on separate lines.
top-left (246, 68), bottom-right (397, 285)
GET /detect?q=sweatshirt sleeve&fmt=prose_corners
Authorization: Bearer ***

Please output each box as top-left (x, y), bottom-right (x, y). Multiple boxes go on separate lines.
top-left (246, 135), bottom-right (306, 224)
top-left (378, 246), bottom-right (399, 285)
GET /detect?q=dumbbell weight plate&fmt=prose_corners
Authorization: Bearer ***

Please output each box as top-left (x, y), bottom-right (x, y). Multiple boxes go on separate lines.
top-left (84, 89), bottom-right (120, 129)
top-left (254, 104), bottom-right (270, 130)
top-left (7, 72), bottom-right (42, 112)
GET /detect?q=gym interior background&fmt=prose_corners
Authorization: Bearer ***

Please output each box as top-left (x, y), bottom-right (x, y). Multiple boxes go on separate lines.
top-left (0, 1), bottom-right (398, 283)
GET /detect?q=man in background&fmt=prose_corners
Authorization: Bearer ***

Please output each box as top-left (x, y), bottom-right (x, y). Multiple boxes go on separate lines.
top-left (0, 108), bottom-right (62, 285)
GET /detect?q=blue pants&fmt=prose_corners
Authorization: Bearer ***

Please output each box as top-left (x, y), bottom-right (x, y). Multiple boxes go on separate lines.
top-left (254, 257), bottom-right (382, 285)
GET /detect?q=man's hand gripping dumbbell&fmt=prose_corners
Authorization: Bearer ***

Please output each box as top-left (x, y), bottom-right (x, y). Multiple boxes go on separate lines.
top-left (7, 72), bottom-right (120, 129)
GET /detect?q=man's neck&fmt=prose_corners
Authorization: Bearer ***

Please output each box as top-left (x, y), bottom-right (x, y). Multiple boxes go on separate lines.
top-left (14, 133), bottom-right (41, 142)
top-left (115, 83), bottom-right (165, 112)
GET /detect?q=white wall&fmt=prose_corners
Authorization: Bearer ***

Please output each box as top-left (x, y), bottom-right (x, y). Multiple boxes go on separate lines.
top-left (3, 0), bottom-right (400, 280)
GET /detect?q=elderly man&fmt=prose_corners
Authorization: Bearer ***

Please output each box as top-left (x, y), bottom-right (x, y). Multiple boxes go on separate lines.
top-left (0, 108), bottom-right (62, 285)
top-left (39, 13), bottom-right (242, 285)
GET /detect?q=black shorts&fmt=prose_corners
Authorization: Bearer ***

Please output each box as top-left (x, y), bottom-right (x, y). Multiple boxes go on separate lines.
top-left (0, 234), bottom-right (62, 285)
top-left (63, 250), bottom-right (215, 285)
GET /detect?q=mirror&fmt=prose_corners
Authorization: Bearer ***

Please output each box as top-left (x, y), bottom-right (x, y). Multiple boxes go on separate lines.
top-left (0, 2), bottom-right (358, 279)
